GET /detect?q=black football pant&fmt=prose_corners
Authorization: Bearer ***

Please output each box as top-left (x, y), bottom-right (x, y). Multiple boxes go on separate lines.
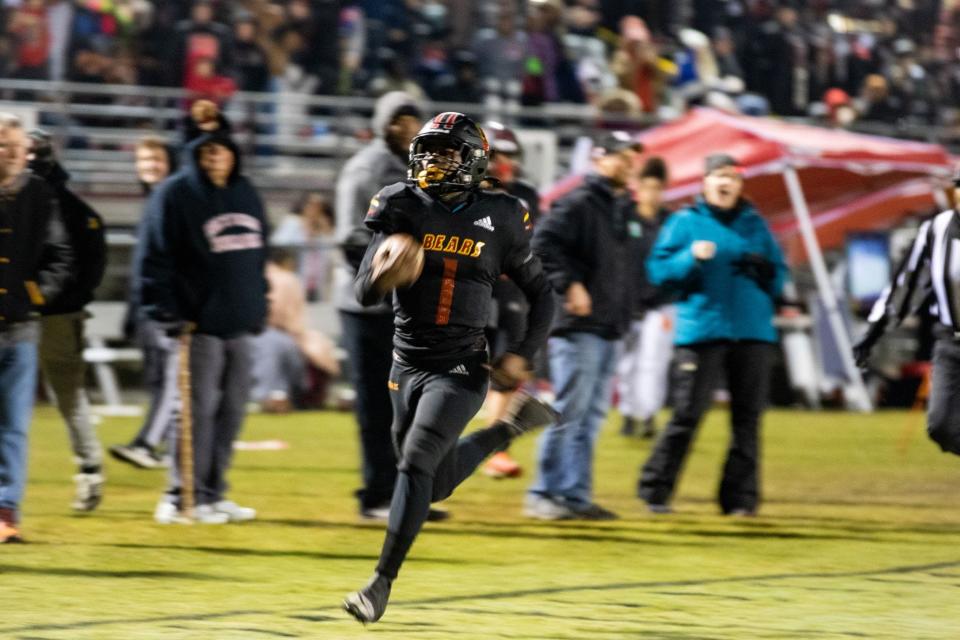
top-left (927, 337), bottom-right (960, 455)
top-left (638, 341), bottom-right (773, 514)
top-left (340, 311), bottom-right (397, 511)
top-left (375, 354), bottom-right (512, 580)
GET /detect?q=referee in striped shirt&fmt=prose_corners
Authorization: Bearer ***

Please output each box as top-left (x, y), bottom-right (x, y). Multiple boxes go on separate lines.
top-left (854, 181), bottom-right (960, 455)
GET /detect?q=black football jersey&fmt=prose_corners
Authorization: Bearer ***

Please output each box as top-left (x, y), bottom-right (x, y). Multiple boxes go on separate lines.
top-left (355, 182), bottom-right (552, 367)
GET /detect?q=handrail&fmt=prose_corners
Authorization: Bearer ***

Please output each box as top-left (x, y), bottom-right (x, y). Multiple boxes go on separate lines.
top-left (0, 78), bottom-right (649, 124)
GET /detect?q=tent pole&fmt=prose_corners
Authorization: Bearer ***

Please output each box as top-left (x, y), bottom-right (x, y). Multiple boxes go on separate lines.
top-left (782, 165), bottom-right (873, 412)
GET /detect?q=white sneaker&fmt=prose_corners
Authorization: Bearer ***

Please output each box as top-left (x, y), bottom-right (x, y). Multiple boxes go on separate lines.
top-left (213, 500), bottom-right (256, 522)
top-left (194, 504), bottom-right (230, 524)
top-left (72, 473), bottom-right (104, 512)
top-left (522, 494), bottom-right (575, 520)
top-left (154, 500), bottom-right (192, 525)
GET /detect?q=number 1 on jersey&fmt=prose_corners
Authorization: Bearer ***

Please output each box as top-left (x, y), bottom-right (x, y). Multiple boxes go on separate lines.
top-left (435, 258), bottom-right (458, 325)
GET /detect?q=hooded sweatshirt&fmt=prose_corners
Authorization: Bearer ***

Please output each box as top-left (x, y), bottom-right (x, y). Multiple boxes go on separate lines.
top-left (334, 90), bottom-right (422, 314)
top-left (123, 143), bottom-right (179, 338)
top-left (140, 132), bottom-right (268, 337)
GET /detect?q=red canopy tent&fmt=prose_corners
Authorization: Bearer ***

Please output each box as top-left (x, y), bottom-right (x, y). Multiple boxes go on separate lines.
top-left (545, 108), bottom-right (951, 260)
top-left (543, 108), bottom-right (954, 410)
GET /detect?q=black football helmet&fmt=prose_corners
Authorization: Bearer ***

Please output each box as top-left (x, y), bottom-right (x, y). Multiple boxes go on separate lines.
top-left (408, 112), bottom-right (489, 193)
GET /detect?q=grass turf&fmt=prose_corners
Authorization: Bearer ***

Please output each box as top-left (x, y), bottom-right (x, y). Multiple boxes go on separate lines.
top-left (1, 405), bottom-right (958, 639)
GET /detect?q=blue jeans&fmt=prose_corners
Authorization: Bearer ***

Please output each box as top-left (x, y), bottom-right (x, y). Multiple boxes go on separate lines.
top-left (528, 333), bottom-right (618, 510)
top-left (0, 339), bottom-right (39, 511)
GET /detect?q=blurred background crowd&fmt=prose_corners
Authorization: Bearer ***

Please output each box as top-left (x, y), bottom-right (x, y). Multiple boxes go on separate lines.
top-left (2, 0), bottom-right (960, 128)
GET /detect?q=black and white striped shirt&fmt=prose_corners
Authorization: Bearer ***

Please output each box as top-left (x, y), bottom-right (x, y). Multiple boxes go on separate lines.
top-left (869, 209), bottom-right (960, 335)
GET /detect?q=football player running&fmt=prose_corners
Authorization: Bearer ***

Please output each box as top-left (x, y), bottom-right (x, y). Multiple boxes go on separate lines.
top-left (343, 113), bottom-right (555, 624)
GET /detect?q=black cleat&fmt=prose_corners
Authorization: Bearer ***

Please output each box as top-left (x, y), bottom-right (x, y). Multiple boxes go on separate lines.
top-left (645, 502), bottom-right (673, 515)
top-left (360, 505), bottom-right (451, 522)
top-left (503, 391), bottom-right (558, 437)
top-left (109, 444), bottom-right (164, 469)
top-left (343, 573), bottom-right (392, 624)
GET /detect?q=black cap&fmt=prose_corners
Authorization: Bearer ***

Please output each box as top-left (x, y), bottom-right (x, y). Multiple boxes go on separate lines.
top-left (592, 130), bottom-right (643, 157)
top-left (639, 156), bottom-right (668, 182)
top-left (704, 153), bottom-right (739, 175)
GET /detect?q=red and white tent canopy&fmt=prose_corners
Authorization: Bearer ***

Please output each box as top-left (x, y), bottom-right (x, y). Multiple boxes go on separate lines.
top-left (544, 108), bottom-right (953, 261)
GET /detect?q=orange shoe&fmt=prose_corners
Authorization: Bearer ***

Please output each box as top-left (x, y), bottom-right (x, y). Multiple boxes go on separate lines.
top-left (0, 521), bottom-right (21, 544)
top-left (483, 451), bottom-right (522, 479)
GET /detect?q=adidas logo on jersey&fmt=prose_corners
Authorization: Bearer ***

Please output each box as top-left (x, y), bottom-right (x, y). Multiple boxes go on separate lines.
top-left (448, 364), bottom-right (469, 376)
top-left (473, 216), bottom-right (495, 232)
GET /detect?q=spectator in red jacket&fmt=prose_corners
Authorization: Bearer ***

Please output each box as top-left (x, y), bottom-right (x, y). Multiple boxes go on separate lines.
top-left (185, 56), bottom-right (237, 107)
top-left (8, 0), bottom-right (50, 80)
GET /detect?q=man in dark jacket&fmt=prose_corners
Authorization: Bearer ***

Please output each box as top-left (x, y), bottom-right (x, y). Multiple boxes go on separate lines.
top-left (112, 136), bottom-right (179, 470)
top-left (525, 131), bottom-right (642, 520)
top-left (335, 91), bottom-right (427, 520)
top-left (28, 129), bottom-right (108, 512)
top-left (141, 130), bottom-right (268, 525)
top-left (0, 115), bottom-right (74, 543)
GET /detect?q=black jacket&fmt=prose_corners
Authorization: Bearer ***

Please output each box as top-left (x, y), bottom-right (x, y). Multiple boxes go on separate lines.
top-left (532, 174), bottom-right (633, 339)
top-left (140, 132), bottom-right (268, 337)
top-left (628, 206), bottom-right (671, 316)
top-left (39, 163), bottom-right (106, 315)
top-left (0, 174), bottom-right (74, 327)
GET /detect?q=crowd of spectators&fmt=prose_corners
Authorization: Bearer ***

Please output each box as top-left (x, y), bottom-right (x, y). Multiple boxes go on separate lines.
top-left (1, 0), bottom-right (960, 129)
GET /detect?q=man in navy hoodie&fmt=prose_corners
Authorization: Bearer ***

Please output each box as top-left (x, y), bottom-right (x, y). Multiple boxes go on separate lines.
top-left (140, 130), bottom-right (268, 525)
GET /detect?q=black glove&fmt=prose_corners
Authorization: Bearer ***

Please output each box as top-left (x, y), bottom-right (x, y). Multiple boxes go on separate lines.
top-left (852, 322), bottom-right (886, 369)
top-left (733, 253), bottom-right (776, 288)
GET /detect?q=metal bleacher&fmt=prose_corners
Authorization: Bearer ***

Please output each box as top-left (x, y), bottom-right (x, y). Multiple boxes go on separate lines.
top-left (0, 79), bottom-right (622, 405)
top-left (0, 78), bottom-right (623, 212)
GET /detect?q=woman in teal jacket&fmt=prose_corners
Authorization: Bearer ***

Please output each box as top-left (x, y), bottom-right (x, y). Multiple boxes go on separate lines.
top-left (638, 154), bottom-right (787, 516)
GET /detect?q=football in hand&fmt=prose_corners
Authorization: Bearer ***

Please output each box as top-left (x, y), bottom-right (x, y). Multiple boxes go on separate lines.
top-left (372, 233), bottom-right (424, 292)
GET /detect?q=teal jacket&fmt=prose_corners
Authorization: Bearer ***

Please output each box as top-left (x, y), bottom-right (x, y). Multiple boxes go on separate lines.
top-left (647, 197), bottom-right (787, 346)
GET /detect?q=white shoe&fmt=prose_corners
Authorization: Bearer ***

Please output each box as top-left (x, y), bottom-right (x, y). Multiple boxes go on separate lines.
top-left (154, 500), bottom-right (192, 525)
top-left (194, 504), bottom-right (230, 524)
top-left (72, 473), bottom-right (104, 512)
top-left (213, 500), bottom-right (256, 522)
top-left (522, 494), bottom-right (575, 520)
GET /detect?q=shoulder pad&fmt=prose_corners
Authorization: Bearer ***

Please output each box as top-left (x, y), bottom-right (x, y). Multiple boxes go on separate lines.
top-left (364, 182), bottom-right (415, 229)
top-left (481, 191), bottom-right (533, 233)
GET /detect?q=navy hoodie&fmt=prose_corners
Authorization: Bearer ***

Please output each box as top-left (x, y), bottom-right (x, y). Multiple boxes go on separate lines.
top-left (140, 132), bottom-right (268, 337)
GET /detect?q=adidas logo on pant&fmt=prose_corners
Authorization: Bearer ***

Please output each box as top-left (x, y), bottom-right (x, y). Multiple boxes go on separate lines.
top-left (473, 216), bottom-right (495, 232)
top-left (448, 364), bottom-right (469, 376)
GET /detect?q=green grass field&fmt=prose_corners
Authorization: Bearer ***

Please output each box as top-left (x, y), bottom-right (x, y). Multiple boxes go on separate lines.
top-left (2, 405), bottom-right (958, 639)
